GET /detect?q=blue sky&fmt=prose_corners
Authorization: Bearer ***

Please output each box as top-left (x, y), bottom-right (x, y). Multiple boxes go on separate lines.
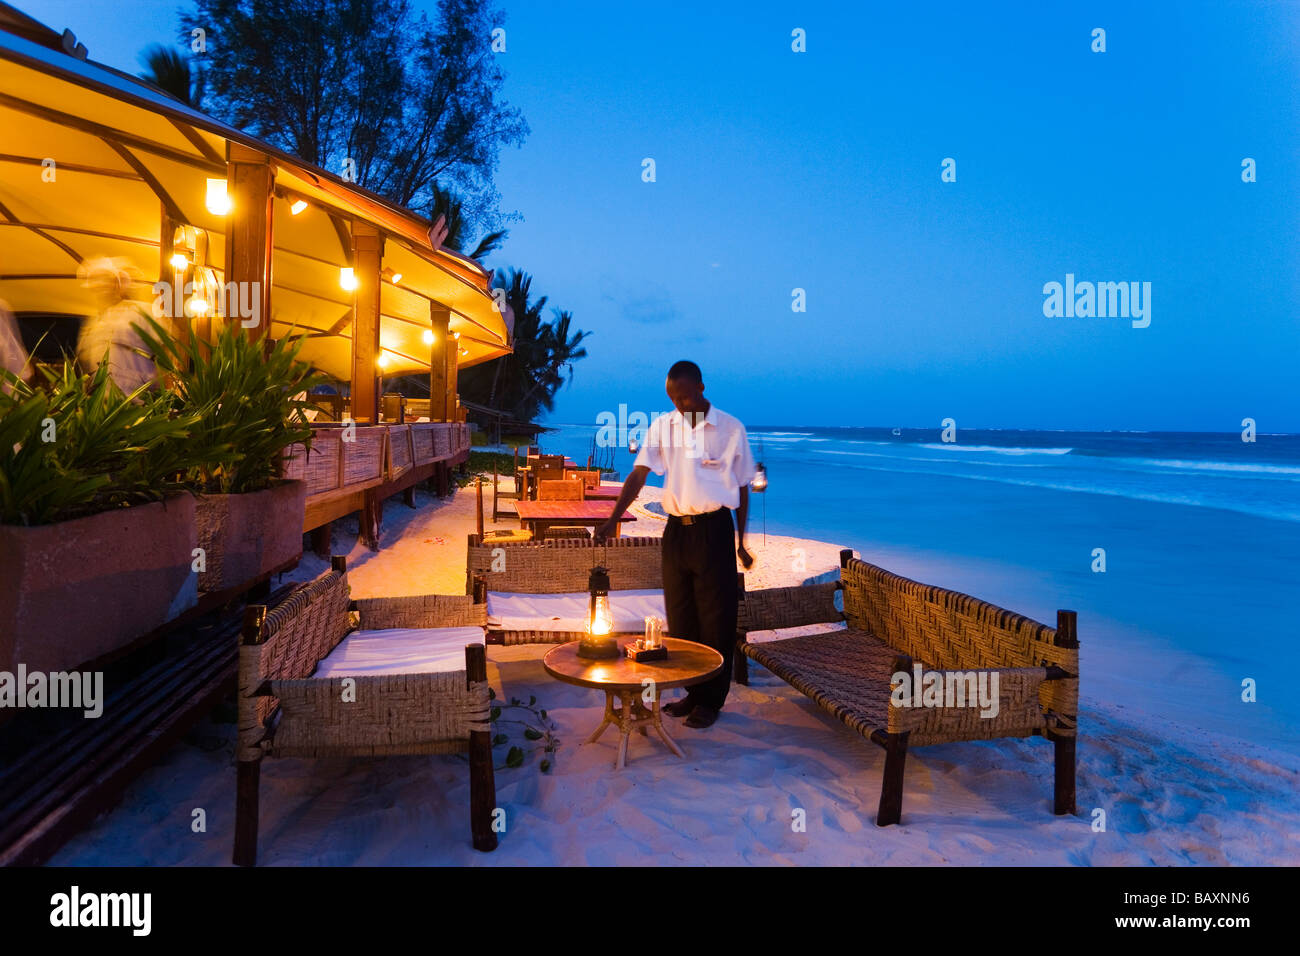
top-left (18, 0), bottom-right (1300, 430)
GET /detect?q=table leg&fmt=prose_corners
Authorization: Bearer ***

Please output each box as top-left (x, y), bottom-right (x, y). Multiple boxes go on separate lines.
top-left (652, 692), bottom-right (685, 759)
top-left (615, 689), bottom-right (634, 770)
top-left (587, 691), bottom-right (616, 744)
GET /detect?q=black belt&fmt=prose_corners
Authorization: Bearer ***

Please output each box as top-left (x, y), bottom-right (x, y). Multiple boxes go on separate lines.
top-left (667, 508), bottom-right (727, 525)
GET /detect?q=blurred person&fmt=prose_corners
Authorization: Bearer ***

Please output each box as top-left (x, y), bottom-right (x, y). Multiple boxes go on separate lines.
top-left (76, 256), bottom-right (156, 393)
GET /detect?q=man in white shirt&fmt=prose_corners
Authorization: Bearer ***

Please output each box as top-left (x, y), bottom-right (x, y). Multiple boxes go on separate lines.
top-left (596, 360), bottom-right (756, 728)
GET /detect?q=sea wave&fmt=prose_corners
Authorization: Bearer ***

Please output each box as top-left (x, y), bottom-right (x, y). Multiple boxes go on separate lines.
top-left (916, 443), bottom-right (1074, 456)
top-left (1119, 458), bottom-right (1300, 478)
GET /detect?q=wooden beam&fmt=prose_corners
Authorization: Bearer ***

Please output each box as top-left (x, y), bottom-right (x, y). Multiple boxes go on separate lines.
top-left (350, 221), bottom-right (384, 424)
top-left (104, 140), bottom-right (186, 223)
top-left (446, 319), bottom-right (459, 423)
top-left (224, 143), bottom-right (275, 339)
top-left (429, 305), bottom-right (450, 421)
top-left (0, 93), bottom-right (226, 174)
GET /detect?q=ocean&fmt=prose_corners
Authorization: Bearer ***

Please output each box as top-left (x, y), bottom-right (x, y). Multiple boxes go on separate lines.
top-left (536, 423), bottom-right (1300, 748)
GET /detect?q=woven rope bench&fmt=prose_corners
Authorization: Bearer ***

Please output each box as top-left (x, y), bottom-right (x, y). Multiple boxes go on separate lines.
top-left (466, 535), bottom-right (663, 645)
top-left (735, 550), bottom-right (1079, 826)
top-left (234, 556), bottom-right (496, 865)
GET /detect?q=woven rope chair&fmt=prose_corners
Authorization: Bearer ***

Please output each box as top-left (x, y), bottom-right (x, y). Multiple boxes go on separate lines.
top-left (735, 550), bottom-right (1079, 826)
top-left (234, 557), bottom-right (497, 865)
top-left (466, 534), bottom-right (663, 644)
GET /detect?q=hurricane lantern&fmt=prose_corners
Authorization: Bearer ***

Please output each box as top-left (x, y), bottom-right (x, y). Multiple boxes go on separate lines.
top-left (751, 462), bottom-right (768, 492)
top-left (578, 565), bottom-right (618, 659)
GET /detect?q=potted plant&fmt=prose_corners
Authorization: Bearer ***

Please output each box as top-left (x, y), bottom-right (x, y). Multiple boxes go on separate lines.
top-left (0, 360), bottom-right (206, 675)
top-left (137, 317), bottom-right (326, 595)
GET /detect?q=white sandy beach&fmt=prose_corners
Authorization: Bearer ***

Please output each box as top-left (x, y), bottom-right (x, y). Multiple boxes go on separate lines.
top-left (49, 477), bottom-right (1300, 866)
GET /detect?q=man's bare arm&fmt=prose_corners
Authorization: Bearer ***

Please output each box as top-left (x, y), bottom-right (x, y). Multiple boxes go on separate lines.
top-left (594, 465), bottom-right (650, 540)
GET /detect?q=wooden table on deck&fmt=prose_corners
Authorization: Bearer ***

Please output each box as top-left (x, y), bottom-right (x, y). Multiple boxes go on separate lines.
top-left (543, 638), bottom-right (723, 769)
top-left (514, 499), bottom-right (637, 537)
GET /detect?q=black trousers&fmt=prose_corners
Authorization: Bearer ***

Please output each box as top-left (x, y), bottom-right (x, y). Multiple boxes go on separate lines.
top-left (662, 508), bottom-right (738, 710)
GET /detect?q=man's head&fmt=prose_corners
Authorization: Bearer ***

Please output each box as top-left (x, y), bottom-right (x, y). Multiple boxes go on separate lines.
top-left (665, 360), bottom-right (707, 415)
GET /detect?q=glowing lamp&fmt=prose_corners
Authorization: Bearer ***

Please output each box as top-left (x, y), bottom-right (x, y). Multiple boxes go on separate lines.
top-left (377, 353), bottom-right (391, 370)
top-left (169, 253), bottom-right (189, 270)
top-left (459, 348), bottom-right (469, 356)
top-left (423, 328), bottom-right (436, 345)
top-left (339, 267), bottom-right (358, 291)
top-left (185, 295), bottom-right (209, 317)
top-left (289, 199), bottom-right (309, 216)
top-left (389, 272), bottom-right (402, 283)
top-left (452, 331), bottom-right (461, 339)
top-left (628, 436), bottom-right (639, 454)
top-left (578, 566), bottom-right (618, 659)
top-left (751, 463), bottom-right (768, 492)
top-left (205, 178), bottom-right (231, 215)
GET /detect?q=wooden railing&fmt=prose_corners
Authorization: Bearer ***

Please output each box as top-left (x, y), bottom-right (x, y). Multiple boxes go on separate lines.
top-left (283, 422), bottom-right (470, 547)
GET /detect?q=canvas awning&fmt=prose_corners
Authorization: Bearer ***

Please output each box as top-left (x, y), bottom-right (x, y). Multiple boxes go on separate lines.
top-left (0, 5), bottom-right (510, 384)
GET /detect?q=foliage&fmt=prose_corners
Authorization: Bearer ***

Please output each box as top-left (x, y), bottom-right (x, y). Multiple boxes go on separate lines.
top-left (458, 270), bottom-right (589, 423)
top-left (138, 43), bottom-right (204, 107)
top-left (0, 361), bottom-right (204, 526)
top-left (135, 316), bottom-right (327, 495)
top-left (487, 686), bottom-right (559, 773)
top-left (185, 0), bottom-right (528, 227)
top-left (430, 181), bottom-right (507, 260)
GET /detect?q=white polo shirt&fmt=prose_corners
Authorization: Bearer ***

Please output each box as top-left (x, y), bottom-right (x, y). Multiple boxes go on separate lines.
top-left (633, 404), bottom-right (757, 516)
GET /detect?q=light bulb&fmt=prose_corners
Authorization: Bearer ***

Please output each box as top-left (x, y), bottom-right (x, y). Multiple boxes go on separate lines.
top-left (169, 253), bottom-right (189, 270)
top-left (339, 267), bottom-right (358, 291)
top-left (423, 329), bottom-right (435, 345)
top-left (589, 595), bottom-right (613, 636)
top-left (205, 178), bottom-right (230, 215)
top-left (289, 199), bottom-right (308, 216)
top-left (389, 272), bottom-right (402, 283)
top-left (377, 353), bottom-right (390, 369)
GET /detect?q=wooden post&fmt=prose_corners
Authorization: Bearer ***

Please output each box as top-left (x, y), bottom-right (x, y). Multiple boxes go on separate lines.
top-left (232, 604), bottom-right (268, 867)
top-left (224, 143), bottom-right (275, 340)
top-left (466, 643), bottom-right (499, 851)
top-left (310, 523), bottom-right (331, 558)
top-left (430, 305), bottom-right (450, 421)
top-left (476, 475), bottom-right (484, 537)
top-left (446, 329), bottom-right (459, 423)
top-left (350, 222), bottom-right (384, 424)
top-left (1052, 609), bottom-right (1079, 816)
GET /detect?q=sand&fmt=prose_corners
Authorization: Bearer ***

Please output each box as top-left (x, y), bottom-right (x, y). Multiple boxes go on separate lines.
top-left (48, 478), bottom-right (1300, 866)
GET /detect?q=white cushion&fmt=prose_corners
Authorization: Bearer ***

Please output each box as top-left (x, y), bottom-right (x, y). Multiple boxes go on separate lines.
top-left (311, 626), bottom-right (485, 677)
top-left (486, 589), bottom-right (665, 633)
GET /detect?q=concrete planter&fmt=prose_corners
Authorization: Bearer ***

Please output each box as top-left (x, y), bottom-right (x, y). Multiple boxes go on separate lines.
top-left (0, 494), bottom-right (199, 675)
top-left (193, 480), bottom-right (307, 594)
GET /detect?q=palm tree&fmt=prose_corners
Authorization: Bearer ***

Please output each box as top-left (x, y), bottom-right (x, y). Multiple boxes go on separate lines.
top-left (458, 270), bottom-right (588, 424)
top-left (429, 182), bottom-right (507, 261)
top-left (138, 45), bottom-right (203, 109)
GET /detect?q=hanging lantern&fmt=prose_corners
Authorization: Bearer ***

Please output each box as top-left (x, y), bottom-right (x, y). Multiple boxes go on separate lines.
top-left (628, 433), bottom-right (640, 454)
top-left (578, 565), bottom-right (618, 659)
top-left (751, 462), bottom-right (768, 492)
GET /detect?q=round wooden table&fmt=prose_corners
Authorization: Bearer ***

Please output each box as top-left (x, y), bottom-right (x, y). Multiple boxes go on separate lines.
top-left (543, 637), bottom-right (723, 769)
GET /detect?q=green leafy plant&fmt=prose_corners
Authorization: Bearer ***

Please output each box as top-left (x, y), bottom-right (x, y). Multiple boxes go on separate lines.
top-left (487, 687), bottom-right (560, 773)
top-left (136, 316), bottom-right (328, 495)
top-left (0, 360), bottom-right (204, 526)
